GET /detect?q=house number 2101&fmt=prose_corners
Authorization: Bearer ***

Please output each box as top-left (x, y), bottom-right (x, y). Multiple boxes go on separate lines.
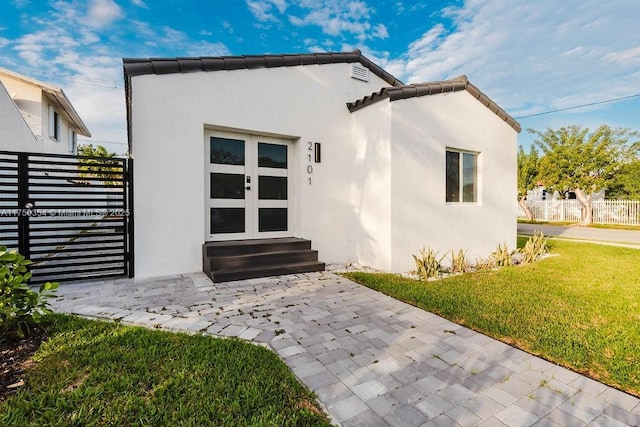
top-left (307, 142), bottom-right (314, 185)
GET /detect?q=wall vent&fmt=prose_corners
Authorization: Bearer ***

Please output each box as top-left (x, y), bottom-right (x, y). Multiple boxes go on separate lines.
top-left (350, 63), bottom-right (369, 82)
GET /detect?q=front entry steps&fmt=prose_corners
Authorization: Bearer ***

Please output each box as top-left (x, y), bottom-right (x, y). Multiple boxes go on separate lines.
top-left (203, 238), bottom-right (325, 282)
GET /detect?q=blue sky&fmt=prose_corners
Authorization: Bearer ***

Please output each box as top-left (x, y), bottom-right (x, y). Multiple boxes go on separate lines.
top-left (1, 0), bottom-right (639, 154)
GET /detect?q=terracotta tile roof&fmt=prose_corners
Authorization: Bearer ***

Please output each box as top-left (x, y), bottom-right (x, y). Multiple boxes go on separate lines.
top-left (347, 75), bottom-right (521, 133)
top-left (123, 49), bottom-right (404, 87)
top-left (123, 50), bottom-right (519, 138)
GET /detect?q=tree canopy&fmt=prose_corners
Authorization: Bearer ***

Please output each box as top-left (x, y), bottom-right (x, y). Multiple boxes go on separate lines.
top-left (528, 124), bottom-right (639, 224)
top-left (77, 144), bottom-right (122, 186)
top-left (517, 145), bottom-right (539, 220)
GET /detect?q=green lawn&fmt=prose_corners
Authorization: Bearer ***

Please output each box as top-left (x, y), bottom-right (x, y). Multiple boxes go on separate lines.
top-left (518, 219), bottom-right (640, 231)
top-left (344, 238), bottom-right (640, 397)
top-left (1, 315), bottom-right (331, 427)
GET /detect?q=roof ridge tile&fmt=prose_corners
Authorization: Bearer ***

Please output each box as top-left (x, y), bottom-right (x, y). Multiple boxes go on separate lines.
top-left (123, 50), bottom-right (403, 87)
top-left (347, 77), bottom-right (521, 133)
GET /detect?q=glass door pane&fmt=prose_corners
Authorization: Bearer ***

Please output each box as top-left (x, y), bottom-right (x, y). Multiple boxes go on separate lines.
top-left (256, 139), bottom-right (290, 234)
top-left (205, 132), bottom-right (292, 240)
top-left (211, 137), bottom-right (245, 165)
top-left (207, 135), bottom-right (249, 237)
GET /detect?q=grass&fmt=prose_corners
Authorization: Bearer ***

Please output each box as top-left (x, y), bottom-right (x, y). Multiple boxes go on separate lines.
top-left (1, 314), bottom-right (331, 427)
top-left (344, 238), bottom-right (640, 397)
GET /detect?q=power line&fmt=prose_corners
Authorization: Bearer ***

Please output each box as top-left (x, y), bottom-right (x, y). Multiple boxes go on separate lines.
top-left (515, 93), bottom-right (640, 119)
top-left (0, 64), bottom-right (123, 89)
top-left (78, 139), bottom-right (127, 145)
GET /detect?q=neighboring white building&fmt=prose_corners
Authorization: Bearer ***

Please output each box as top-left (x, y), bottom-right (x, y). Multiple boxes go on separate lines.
top-left (527, 186), bottom-right (605, 201)
top-left (124, 50), bottom-right (520, 278)
top-left (0, 67), bottom-right (91, 154)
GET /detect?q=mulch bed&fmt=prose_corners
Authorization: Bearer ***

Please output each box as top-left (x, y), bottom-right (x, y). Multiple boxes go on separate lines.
top-left (0, 326), bottom-right (48, 401)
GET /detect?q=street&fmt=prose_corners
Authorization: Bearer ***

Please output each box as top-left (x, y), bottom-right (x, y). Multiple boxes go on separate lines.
top-left (517, 223), bottom-right (640, 249)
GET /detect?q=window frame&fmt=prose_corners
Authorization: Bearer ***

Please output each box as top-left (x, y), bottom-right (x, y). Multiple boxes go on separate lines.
top-left (446, 148), bottom-right (479, 204)
top-left (48, 105), bottom-right (60, 141)
top-left (68, 129), bottom-right (77, 153)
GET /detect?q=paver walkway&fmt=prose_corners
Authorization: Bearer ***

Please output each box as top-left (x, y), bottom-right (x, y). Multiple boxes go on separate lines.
top-left (51, 272), bottom-right (640, 426)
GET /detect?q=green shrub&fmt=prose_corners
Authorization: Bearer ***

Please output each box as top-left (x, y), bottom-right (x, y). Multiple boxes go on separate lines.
top-left (0, 247), bottom-right (58, 340)
top-left (521, 231), bottom-right (549, 265)
top-left (490, 243), bottom-right (517, 267)
top-left (450, 249), bottom-right (470, 274)
top-left (413, 247), bottom-right (446, 280)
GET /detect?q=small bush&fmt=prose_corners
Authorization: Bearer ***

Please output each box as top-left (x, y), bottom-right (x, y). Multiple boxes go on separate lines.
top-left (490, 243), bottom-right (517, 267)
top-left (413, 247), bottom-right (446, 280)
top-left (450, 249), bottom-right (470, 274)
top-left (521, 231), bottom-right (549, 265)
top-left (0, 247), bottom-right (58, 340)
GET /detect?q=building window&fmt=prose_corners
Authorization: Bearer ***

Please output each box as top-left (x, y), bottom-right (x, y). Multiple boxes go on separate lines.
top-left (68, 129), bottom-right (77, 153)
top-left (446, 149), bottom-right (478, 203)
top-left (48, 105), bottom-right (60, 141)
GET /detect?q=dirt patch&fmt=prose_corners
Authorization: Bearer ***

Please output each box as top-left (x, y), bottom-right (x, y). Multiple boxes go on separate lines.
top-left (0, 327), bottom-right (48, 401)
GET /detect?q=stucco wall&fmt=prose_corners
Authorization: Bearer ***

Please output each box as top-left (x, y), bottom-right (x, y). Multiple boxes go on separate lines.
top-left (0, 81), bottom-right (37, 151)
top-left (130, 63), bottom-right (518, 278)
top-left (388, 91), bottom-right (518, 272)
top-left (349, 101), bottom-right (393, 271)
top-left (129, 63), bottom-right (392, 277)
top-left (0, 75), bottom-right (73, 154)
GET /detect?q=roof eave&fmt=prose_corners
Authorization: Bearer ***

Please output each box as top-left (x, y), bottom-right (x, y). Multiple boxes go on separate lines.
top-left (45, 88), bottom-right (92, 137)
top-left (0, 68), bottom-right (92, 137)
top-left (348, 76), bottom-right (521, 133)
top-left (123, 49), bottom-right (404, 156)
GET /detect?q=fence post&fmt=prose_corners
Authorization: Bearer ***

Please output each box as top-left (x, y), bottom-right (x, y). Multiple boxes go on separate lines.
top-left (126, 158), bottom-right (134, 278)
top-left (544, 200), bottom-right (548, 221)
top-left (16, 153), bottom-right (30, 259)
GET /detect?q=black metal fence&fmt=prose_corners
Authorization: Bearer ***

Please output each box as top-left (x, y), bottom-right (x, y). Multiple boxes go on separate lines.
top-left (0, 150), bottom-right (133, 284)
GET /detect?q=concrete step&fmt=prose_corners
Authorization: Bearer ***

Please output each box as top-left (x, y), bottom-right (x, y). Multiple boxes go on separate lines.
top-left (202, 238), bottom-right (324, 282)
top-left (210, 261), bottom-right (326, 282)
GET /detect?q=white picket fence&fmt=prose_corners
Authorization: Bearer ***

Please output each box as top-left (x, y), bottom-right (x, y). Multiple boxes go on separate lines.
top-left (518, 200), bottom-right (640, 225)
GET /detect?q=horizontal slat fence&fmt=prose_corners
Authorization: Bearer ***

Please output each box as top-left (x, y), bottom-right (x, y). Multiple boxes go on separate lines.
top-left (0, 150), bottom-right (133, 284)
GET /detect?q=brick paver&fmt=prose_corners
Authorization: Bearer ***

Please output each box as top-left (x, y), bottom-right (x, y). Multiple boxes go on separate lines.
top-left (50, 272), bottom-right (640, 426)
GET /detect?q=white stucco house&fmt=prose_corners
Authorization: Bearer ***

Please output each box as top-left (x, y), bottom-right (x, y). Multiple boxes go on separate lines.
top-left (123, 50), bottom-right (520, 280)
top-left (0, 67), bottom-right (91, 154)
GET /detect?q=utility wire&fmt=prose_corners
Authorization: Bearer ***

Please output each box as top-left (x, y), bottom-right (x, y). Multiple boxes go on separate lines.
top-left (78, 139), bottom-right (126, 145)
top-left (516, 93), bottom-right (640, 119)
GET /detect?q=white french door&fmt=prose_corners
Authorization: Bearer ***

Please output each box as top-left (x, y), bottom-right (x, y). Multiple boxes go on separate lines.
top-left (205, 130), bottom-right (293, 240)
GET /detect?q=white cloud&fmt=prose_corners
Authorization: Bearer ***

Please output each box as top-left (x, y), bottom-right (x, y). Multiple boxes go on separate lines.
top-left (131, 19), bottom-right (157, 38)
top-left (388, 0), bottom-right (640, 118)
top-left (131, 0), bottom-right (148, 9)
top-left (270, 0), bottom-right (287, 13)
top-left (160, 26), bottom-right (188, 45)
top-left (14, 28), bottom-right (80, 67)
top-left (247, 0), bottom-right (280, 22)
top-left (152, 26), bottom-right (231, 57)
top-left (83, 0), bottom-right (125, 28)
top-left (603, 46), bottom-right (640, 64)
top-left (0, 38), bottom-right (10, 49)
top-left (371, 23), bottom-right (388, 39)
top-left (287, 0), bottom-right (387, 42)
top-left (185, 41), bottom-right (231, 57)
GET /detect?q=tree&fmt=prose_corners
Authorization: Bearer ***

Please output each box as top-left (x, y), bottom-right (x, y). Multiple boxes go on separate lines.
top-left (530, 125), bottom-right (636, 225)
top-left (606, 142), bottom-right (640, 199)
top-left (77, 144), bottom-right (122, 186)
top-left (517, 145), bottom-right (539, 221)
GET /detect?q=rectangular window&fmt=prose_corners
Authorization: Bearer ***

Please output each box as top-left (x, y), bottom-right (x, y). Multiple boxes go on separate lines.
top-left (446, 149), bottom-right (478, 203)
top-left (48, 106), bottom-right (60, 140)
top-left (68, 129), bottom-right (76, 153)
